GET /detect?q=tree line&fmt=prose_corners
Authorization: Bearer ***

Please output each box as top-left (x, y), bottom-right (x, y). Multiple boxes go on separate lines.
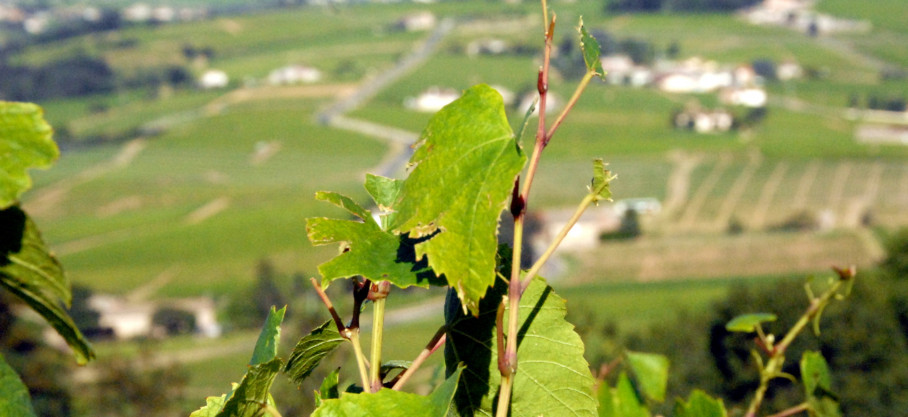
top-left (605, 0), bottom-right (762, 13)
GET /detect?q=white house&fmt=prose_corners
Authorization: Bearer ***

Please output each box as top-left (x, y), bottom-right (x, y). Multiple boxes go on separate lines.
top-left (720, 87), bottom-right (767, 108)
top-left (89, 294), bottom-right (155, 339)
top-left (466, 38), bottom-right (509, 57)
top-left (675, 108), bottom-right (734, 133)
top-left (123, 3), bottom-right (152, 22)
top-left (268, 65), bottom-right (322, 85)
top-left (777, 60), bottom-right (803, 81)
top-left (398, 11), bottom-right (436, 32)
top-left (405, 87), bottom-right (460, 112)
top-left (199, 69), bottom-right (229, 89)
top-left (657, 72), bottom-right (699, 93)
top-left (540, 207), bottom-right (620, 251)
top-left (88, 294), bottom-right (221, 339)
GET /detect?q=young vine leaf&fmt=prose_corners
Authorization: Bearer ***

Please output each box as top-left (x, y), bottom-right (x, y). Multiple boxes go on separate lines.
top-left (192, 307), bottom-right (285, 417)
top-left (307, 191), bottom-right (432, 289)
top-left (216, 360), bottom-right (282, 417)
top-left (625, 351), bottom-right (669, 403)
top-left (578, 18), bottom-right (605, 79)
top-left (388, 84), bottom-right (526, 315)
top-left (0, 206), bottom-right (95, 365)
top-left (250, 306), bottom-right (285, 366)
top-left (312, 366), bottom-right (463, 417)
top-left (673, 390), bottom-right (728, 417)
top-left (602, 372), bottom-right (650, 417)
top-left (725, 313), bottom-right (777, 333)
top-left (590, 158), bottom-right (615, 203)
top-left (315, 368), bottom-right (341, 407)
top-left (364, 173), bottom-right (403, 215)
top-left (0, 102), bottom-right (59, 209)
top-left (285, 321), bottom-right (346, 387)
top-left (800, 351), bottom-right (841, 417)
top-left (445, 275), bottom-right (597, 417)
top-left (0, 353), bottom-right (38, 417)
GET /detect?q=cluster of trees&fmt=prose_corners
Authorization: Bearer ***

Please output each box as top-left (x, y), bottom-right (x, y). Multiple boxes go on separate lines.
top-left (848, 92), bottom-right (907, 112)
top-left (605, 0), bottom-right (762, 13)
top-left (573, 229), bottom-right (908, 416)
top-left (0, 54), bottom-right (116, 101)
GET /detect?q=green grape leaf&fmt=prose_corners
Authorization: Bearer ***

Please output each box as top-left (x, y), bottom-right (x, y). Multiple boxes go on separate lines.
top-left (315, 368), bottom-right (341, 407)
top-left (625, 351), bottom-right (669, 402)
top-left (0, 353), bottom-right (37, 417)
top-left (312, 366), bottom-right (462, 417)
top-left (0, 205), bottom-right (94, 365)
top-left (307, 191), bottom-right (434, 289)
top-left (217, 359), bottom-right (282, 417)
top-left (285, 320), bottom-right (345, 387)
top-left (365, 174), bottom-right (403, 213)
top-left (614, 372), bottom-right (650, 417)
top-left (801, 351), bottom-right (841, 417)
top-left (390, 84), bottom-right (526, 315)
top-left (250, 306), bottom-right (285, 366)
top-left (190, 394), bottom-right (227, 417)
top-left (673, 390), bottom-right (727, 417)
top-left (590, 159), bottom-right (615, 204)
top-left (579, 18), bottom-right (605, 79)
top-left (725, 313), bottom-right (777, 333)
top-left (597, 380), bottom-right (617, 417)
top-left (445, 275), bottom-right (597, 417)
top-left (0, 102), bottom-right (59, 209)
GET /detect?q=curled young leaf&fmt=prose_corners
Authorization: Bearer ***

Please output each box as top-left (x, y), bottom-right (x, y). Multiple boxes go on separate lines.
top-left (725, 313), bottom-right (777, 333)
top-left (578, 18), bottom-right (605, 79)
top-left (590, 158), bottom-right (615, 204)
top-left (0, 102), bottom-right (58, 209)
top-left (249, 306), bottom-right (285, 367)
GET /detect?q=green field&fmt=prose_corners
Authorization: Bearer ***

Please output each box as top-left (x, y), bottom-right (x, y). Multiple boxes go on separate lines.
top-left (15, 0), bottom-right (905, 316)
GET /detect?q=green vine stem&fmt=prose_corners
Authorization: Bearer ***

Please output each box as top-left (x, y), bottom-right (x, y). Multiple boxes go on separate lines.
top-left (766, 403), bottom-right (810, 417)
top-left (348, 329), bottom-right (372, 393)
top-left (369, 281), bottom-right (390, 392)
top-left (520, 187), bottom-right (607, 294)
top-left (744, 267), bottom-right (855, 417)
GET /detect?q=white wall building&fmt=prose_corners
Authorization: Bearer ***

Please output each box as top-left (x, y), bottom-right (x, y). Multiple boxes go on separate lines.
top-left (199, 69), bottom-right (229, 89)
top-left (268, 65), bottom-right (322, 85)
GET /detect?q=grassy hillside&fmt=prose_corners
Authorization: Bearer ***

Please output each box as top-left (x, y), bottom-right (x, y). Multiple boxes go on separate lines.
top-left (18, 0), bottom-right (907, 298)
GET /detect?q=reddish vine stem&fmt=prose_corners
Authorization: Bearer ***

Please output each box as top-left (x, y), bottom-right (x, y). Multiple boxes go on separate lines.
top-left (310, 277), bottom-right (346, 337)
top-left (496, 6), bottom-right (556, 417)
top-left (392, 325), bottom-right (448, 390)
top-left (310, 276), bottom-right (375, 392)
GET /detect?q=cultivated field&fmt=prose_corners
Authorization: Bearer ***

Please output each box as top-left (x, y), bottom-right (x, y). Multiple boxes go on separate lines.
top-left (11, 1), bottom-right (908, 411)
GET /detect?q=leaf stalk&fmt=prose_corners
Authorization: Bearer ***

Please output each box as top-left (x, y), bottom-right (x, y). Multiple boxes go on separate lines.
top-left (369, 281), bottom-right (390, 392)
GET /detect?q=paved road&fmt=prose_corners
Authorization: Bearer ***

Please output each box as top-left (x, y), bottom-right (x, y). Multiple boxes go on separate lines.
top-left (318, 18), bottom-right (456, 177)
